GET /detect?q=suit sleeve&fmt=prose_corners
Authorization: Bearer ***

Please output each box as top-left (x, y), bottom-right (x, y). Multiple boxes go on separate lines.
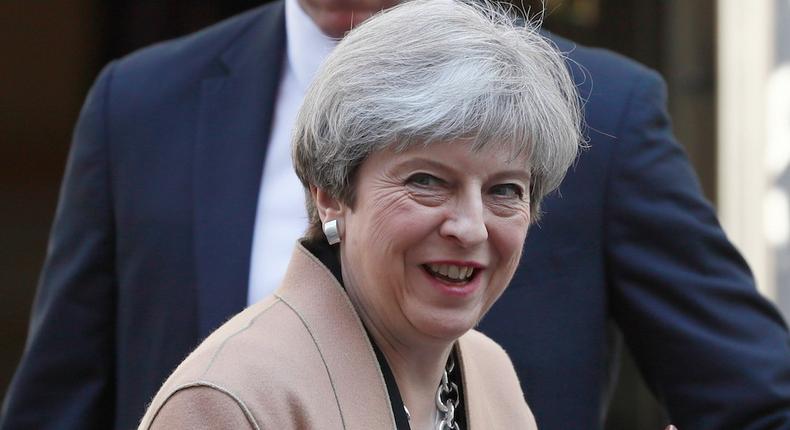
top-left (606, 70), bottom-right (790, 429)
top-left (0, 63), bottom-right (118, 429)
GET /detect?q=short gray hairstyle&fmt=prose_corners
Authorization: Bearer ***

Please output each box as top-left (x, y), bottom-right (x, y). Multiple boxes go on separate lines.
top-left (293, 0), bottom-right (582, 239)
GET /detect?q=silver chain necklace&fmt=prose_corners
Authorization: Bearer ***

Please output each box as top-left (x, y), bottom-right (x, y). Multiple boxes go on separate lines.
top-left (403, 355), bottom-right (460, 430)
top-left (436, 354), bottom-right (460, 430)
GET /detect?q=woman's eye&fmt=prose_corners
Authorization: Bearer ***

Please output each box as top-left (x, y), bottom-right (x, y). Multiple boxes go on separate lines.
top-left (490, 183), bottom-right (524, 199)
top-left (407, 173), bottom-right (443, 187)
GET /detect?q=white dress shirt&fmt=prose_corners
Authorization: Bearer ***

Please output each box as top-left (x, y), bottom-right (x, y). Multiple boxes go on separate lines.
top-left (248, 0), bottom-right (337, 304)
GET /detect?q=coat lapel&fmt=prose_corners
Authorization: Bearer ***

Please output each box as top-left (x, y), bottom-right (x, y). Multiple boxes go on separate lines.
top-left (276, 244), bottom-right (398, 429)
top-left (193, 2), bottom-right (286, 338)
top-left (457, 332), bottom-right (538, 429)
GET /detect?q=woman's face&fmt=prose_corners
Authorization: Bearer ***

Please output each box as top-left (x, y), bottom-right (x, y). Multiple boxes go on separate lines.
top-left (336, 141), bottom-right (532, 346)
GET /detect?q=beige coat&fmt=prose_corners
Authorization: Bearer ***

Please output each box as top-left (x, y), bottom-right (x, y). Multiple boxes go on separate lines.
top-left (138, 243), bottom-right (537, 429)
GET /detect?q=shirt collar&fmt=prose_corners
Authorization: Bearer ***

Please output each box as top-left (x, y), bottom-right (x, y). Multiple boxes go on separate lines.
top-left (285, 0), bottom-right (338, 91)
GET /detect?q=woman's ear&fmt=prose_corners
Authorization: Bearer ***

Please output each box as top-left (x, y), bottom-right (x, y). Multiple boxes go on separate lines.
top-left (310, 185), bottom-right (345, 224)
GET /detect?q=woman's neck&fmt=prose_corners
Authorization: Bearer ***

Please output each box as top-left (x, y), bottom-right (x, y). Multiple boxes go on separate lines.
top-left (369, 326), bottom-right (453, 430)
top-left (339, 264), bottom-right (455, 429)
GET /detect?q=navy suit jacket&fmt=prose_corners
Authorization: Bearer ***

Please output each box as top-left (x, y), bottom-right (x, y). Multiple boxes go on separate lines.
top-left (3, 2), bottom-right (790, 429)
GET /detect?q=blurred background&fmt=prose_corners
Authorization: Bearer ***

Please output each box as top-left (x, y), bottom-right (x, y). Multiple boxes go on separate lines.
top-left (1, 0), bottom-right (788, 428)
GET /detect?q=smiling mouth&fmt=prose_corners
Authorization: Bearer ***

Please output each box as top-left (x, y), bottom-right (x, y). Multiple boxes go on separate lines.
top-left (422, 264), bottom-right (477, 284)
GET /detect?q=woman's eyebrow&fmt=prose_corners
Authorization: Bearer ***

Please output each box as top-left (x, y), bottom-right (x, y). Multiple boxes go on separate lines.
top-left (488, 170), bottom-right (531, 183)
top-left (393, 157), bottom-right (452, 171)
top-left (394, 158), bottom-right (530, 182)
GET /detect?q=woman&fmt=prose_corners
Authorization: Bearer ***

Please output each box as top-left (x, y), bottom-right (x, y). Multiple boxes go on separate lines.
top-left (137, 0), bottom-right (581, 428)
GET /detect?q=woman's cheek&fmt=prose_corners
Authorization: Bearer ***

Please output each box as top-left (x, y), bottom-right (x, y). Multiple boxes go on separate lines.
top-left (364, 191), bottom-right (427, 244)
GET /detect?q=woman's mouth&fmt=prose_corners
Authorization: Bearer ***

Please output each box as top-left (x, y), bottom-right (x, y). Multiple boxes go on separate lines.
top-left (422, 263), bottom-right (477, 284)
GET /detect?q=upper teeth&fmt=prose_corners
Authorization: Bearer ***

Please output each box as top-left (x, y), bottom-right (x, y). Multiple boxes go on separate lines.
top-left (428, 264), bottom-right (474, 281)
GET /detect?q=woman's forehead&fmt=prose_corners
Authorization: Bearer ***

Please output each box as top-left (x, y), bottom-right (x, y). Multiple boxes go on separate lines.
top-left (390, 136), bottom-right (532, 165)
top-left (364, 140), bottom-right (531, 175)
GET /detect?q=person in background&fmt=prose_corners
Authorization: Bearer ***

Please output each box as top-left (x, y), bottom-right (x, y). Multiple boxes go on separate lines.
top-left (2, 0), bottom-right (789, 428)
top-left (138, 2), bottom-right (580, 427)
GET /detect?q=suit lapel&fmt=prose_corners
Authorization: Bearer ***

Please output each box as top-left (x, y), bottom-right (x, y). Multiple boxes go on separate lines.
top-left (193, 2), bottom-right (286, 338)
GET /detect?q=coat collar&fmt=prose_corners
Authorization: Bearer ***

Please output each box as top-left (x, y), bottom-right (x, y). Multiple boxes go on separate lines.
top-left (193, 1), bottom-right (286, 338)
top-left (275, 242), bottom-right (399, 428)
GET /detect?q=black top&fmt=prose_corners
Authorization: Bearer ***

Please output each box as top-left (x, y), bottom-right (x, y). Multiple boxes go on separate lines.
top-left (303, 239), bottom-right (467, 429)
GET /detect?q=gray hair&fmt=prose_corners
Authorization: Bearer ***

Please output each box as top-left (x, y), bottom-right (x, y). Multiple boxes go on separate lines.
top-left (293, 0), bottom-right (582, 239)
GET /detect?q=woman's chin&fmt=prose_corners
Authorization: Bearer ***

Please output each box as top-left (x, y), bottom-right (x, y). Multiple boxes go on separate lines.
top-left (410, 311), bottom-right (480, 344)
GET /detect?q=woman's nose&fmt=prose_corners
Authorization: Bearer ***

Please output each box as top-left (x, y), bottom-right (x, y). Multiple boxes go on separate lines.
top-left (439, 194), bottom-right (488, 247)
